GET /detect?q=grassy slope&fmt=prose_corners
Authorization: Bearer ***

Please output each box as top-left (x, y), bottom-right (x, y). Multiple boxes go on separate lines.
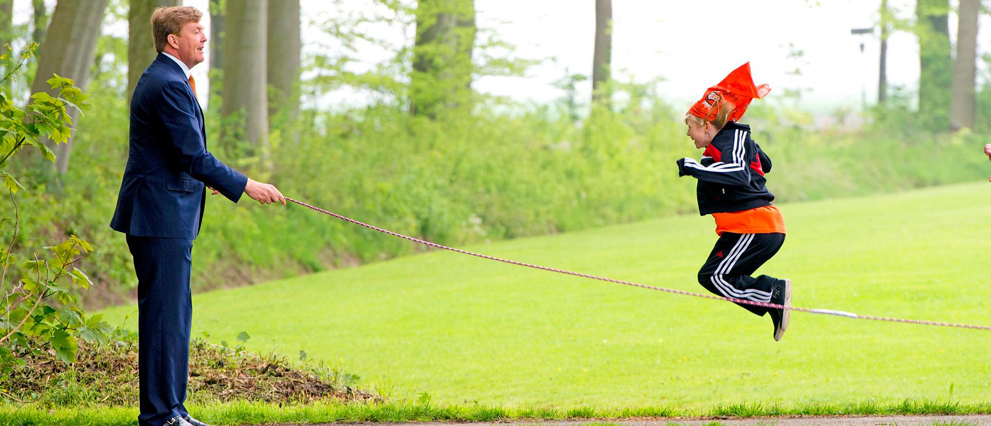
top-left (101, 182), bottom-right (991, 410)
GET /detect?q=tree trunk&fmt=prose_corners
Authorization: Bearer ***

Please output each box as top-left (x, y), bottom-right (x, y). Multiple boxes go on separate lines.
top-left (32, 0), bottom-right (47, 47)
top-left (30, 0), bottom-right (110, 175)
top-left (220, 0), bottom-right (269, 167)
top-left (950, 0), bottom-right (979, 131)
top-left (266, 0), bottom-right (300, 143)
top-left (0, 0), bottom-right (11, 51)
top-left (591, 0), bottom-right (612, 107)
top-left (128, 0), bottom-right (180, 104)
top-left (916, 0), bottom-right (952, 131)
top-left (409, 0), bottom-right (476, 119)
top-left (209, 0), bottom-right (224, 99)
top-left (877, 0), bottom-right (889, 104)
top-left (0, 0), bottom-right (12, 95)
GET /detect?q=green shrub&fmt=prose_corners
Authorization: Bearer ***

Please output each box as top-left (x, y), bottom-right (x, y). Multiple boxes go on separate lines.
top-left (1, 47), bottom-right (113, 393)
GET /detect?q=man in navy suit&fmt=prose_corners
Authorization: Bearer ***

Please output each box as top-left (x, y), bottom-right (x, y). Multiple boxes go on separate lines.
top-left (110, 6), bottom-right (284, 426)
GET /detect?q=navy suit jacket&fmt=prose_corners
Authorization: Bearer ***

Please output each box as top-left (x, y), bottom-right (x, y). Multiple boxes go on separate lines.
top-left (111, 54), bottom-right (248, 240)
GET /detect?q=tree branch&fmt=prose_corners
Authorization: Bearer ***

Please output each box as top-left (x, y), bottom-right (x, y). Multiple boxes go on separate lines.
top-left (0, 255), bottom-right (44, 345)
top-left (1, 189), bottom-right (18, 332)
top-left (1, 189), bottom-right (18, 289)
top-left (0, 46), bottom-right (31, 85)
top-left (0, 388), bottom-right (24, 404)
top-left (0, 138), bottom-right (25, 171)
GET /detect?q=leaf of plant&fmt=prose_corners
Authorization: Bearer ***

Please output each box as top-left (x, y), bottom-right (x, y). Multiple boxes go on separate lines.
top-left (56, 290), bottom-right (77, 306)
top-left (46, 74), bottom-right (76, 90)
top-left (7, 307), bottom-right (27, 325)
top-left (51, 329), bottom-right (78, 364)
top-left (96, 320), bottom-right (114, 336)
top-left (34, 141), bottom-right (56, 162)
top-left (59, 307), bottom-right (83, 328)
top-left (1, 171), bottom-right (24, 193)
top-left (29, 91), bottom-right (53, 102)
top-left (51, 238), bottom-right (80, 263)
top-left (25, 321), bottom-right (48, 337)
top-left (85, 313), bottom-right (104, 328)
top-left (20, 278), bottom-right (38, 293)
top-left (237, 331), bottom-right (250, 343)
top-left (69, 269), bottom-right (92, 290)
top-left (77, 326), bottom-right (100, 343)
top-left (62, 92), bottom-right (91, 112)
top-left (70, 235), bottom-right (94, 253)
top-left (49, 126), bottom-right (66, 143)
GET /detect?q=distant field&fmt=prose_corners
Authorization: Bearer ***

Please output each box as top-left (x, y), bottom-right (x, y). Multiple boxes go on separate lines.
top-left (101, 182), bottom-right (991, 410)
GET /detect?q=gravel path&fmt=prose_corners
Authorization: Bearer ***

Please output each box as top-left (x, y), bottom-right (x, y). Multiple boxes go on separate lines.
top-left (279, 415), bottom-right (991, 426)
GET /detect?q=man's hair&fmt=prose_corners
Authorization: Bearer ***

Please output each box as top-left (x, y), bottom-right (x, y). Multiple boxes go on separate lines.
top-left (152, 6), bottom-right (203, 53)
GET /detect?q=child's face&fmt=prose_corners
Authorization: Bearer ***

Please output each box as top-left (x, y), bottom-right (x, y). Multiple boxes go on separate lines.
top-left (685, 119), bottom-right (714, 149)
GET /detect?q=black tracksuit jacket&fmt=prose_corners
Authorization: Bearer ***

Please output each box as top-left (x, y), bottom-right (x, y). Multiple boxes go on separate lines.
top-left (677, 122), bottom-right (776, 216)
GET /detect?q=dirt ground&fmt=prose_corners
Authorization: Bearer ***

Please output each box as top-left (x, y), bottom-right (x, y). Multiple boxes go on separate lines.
top-left (288, 415), bottom-right (991, 426)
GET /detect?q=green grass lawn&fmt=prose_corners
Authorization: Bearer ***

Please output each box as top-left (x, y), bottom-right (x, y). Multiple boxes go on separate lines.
top-left (101, 181), bottom-right (991, 410)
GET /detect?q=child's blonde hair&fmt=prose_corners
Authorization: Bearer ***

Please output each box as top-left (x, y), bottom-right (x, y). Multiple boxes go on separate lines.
top-left (686, 98), bottom-right (736, 130)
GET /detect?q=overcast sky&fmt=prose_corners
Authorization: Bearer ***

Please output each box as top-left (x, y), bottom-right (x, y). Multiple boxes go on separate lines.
top-left (460, 0), bottom-right (987, 112)
top-left (15, 0), bottom-right (991, 113)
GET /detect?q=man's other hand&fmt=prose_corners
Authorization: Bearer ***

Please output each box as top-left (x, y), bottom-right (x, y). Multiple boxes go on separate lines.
top-left (985, 144), bottom-right (991, 183)
top-left (244, 178), bottom-right (286, 205)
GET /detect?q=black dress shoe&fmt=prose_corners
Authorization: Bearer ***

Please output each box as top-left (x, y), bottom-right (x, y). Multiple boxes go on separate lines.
top-left (162, 417), bottom-right (194, 426)
top-left (184, 416), bottom-right (213, 426)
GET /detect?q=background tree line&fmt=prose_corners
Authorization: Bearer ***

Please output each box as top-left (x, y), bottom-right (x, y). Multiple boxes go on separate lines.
top-left (4, 0), bottom-right (986, 176)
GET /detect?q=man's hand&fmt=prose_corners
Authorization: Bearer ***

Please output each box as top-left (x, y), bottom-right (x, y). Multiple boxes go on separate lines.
top-left (208, 186), bottom-right (219, 195)
top-left (244, 178), bottom-right (286, 205)
top-left (986, 144), bottom-right (991, 183)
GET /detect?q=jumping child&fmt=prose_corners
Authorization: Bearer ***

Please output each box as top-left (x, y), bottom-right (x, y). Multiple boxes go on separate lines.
top-left (675, 62), bottom-right (792, 341)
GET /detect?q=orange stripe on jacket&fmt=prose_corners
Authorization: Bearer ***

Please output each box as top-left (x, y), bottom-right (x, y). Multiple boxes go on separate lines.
top-left (712, 205), bottom-right (786, 236)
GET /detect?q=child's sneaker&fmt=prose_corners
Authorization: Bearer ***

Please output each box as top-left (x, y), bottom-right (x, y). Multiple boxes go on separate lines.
top-left (769, 278), bottom-right (791, 341)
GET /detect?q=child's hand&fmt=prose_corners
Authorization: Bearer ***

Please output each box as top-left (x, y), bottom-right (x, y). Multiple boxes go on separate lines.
top-left (676, 158), bottom-right (689, 177)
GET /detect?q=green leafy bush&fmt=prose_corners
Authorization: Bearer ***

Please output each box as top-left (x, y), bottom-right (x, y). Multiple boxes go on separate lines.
top-left (1, 48), bottom-right (112, 388)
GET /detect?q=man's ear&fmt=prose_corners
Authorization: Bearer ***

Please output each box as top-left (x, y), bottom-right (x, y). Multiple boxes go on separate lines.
top-left (168, 34), bottom-right (177, 49)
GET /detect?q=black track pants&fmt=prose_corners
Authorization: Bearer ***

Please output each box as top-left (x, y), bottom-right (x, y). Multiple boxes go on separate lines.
top-left (697, 232), bottom-right (786, 316)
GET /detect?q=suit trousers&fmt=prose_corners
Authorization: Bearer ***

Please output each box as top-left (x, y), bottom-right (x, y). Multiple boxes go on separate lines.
top-left (697, 232), bottom-right (785, 316)
top-left (126, 235), bottom-right (194, 426)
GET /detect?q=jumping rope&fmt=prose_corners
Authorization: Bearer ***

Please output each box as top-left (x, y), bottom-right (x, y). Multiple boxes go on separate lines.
top-left (286, 197), bottom-right (991, 332)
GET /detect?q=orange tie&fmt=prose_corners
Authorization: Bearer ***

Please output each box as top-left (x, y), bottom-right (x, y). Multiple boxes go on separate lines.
top-left (188, 75), bottom-right (197, 99)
